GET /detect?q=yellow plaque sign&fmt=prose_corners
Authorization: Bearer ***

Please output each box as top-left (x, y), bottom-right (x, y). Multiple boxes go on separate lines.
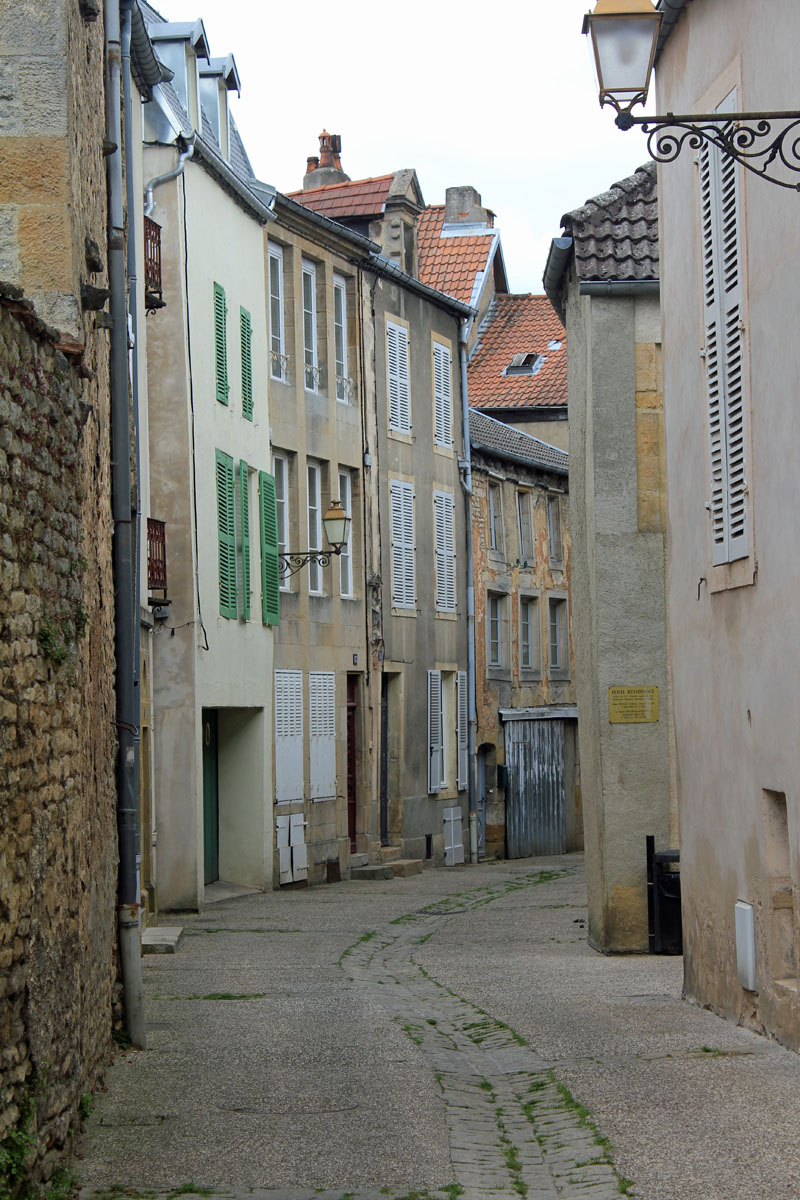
top-left (608, 686), bottom-right (659, 724)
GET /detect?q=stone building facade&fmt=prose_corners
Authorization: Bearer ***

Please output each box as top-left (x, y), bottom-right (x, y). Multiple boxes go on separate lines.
top-left (0, 0), bottom-right (119, 1186)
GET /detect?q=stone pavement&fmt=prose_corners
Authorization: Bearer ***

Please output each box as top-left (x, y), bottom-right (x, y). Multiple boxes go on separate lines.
top-left (77, 856), bottom-right (800, 1200)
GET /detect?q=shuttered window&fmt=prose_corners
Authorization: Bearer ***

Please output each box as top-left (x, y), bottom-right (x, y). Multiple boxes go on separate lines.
top-left (273, 453), bottom-right (291, 591)
top-left (213, 282), bottom-right (228, 405)
top-left (307, 462), bottom-right (323, 594)
top-left (387, 321), bottom-right (411, 434)
top-left (274, 669), bottom-right (303, 802)
top-left (302, 260), bottom-right (318, 390)
top-left (434, 489), bottom-right (456, 612)
top-left (239, 459), bottom-right (250, 621)
top-left (488, 483), bottom-right (503, 552)
top-left (259, 470), bottom-right (280, 626)
top-left (699, 88), bottom-right (750, 565)
top-left (433, 340), bottom-right (453, 447)
top-left (547, 496), bottom-right (563, 566)
top-left (334, 275), bottom-right (349, 402)
top-left (427, 668), bottom-right (442, 794)
top-left (456, 670), bottom-right (468, 792)
top-left (309, 671), bottom-right (336, 800)
top-left (215, 449), bottom-right (237, 618)
top-left (338, 469), bottom-right (353, 598)
top-left (389, 479), bottom-right (415, 608)
top-left (240, 307), bottom-right (253, 420)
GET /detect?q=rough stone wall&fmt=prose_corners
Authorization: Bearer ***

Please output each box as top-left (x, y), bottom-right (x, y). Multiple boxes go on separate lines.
top-left (0, 0), bottom-right (118, 1188)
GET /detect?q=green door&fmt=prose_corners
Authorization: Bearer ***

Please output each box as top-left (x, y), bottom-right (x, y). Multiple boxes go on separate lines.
top-left (202, 709), bottom-right (219, 885)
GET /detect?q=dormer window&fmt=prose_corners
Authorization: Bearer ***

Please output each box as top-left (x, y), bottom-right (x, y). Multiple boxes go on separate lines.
top-left (504, 352), bottom-right (545, 377)
top-left (149, 20), bottom-right (211, 131)
top-left (199, 55), bottom-right (241, 161)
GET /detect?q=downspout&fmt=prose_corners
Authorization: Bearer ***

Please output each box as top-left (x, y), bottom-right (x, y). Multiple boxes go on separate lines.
top-left (458, 326), bottom-right (478, 864)
top-left (144, 136), bottom-right (196, 217)
top-left (105, 0), bottom-right (146, 1049)
top-left (121, 0), bottom-right (143, 938)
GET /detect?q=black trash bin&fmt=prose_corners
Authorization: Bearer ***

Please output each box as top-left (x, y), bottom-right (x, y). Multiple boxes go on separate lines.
top-left (646, 835), bottom-right (683, 955)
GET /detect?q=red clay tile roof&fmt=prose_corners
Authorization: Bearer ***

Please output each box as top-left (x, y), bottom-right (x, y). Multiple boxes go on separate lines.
top-left (417, 205), bottom-right (495, 305)
top-left (285, 175), bottom-right (394, 221)
top-left (468, 294), bottom-right (567, 410)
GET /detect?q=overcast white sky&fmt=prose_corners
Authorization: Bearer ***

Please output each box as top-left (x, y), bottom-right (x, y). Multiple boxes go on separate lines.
top-left (152, 0), bottom-right (653, 293)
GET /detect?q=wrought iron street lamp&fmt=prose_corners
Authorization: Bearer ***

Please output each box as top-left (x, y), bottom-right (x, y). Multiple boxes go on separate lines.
top-left (278, 499), bottom-right (351, 578)
top-left (583, 0), bottom-right (800, 190)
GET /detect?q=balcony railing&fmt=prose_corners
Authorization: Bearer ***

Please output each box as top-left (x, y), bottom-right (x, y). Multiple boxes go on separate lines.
top-left (147, 518), bottom-right (167, 593)
top-left (144, 217), bottom-right (164, 308)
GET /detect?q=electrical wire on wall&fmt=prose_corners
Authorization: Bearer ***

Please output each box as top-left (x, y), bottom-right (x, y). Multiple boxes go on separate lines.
top-left (181, 173), bottom-right (209, 652)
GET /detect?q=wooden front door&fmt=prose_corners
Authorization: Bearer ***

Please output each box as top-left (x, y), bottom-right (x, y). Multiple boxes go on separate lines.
top-left (346, 675), bottom-right (358, 852)
top-left (202, 709), bottom-right (219, 884)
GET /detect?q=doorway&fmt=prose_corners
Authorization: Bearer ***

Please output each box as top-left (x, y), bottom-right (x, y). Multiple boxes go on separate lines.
top-left (202, 709), bottom-right (219, 884)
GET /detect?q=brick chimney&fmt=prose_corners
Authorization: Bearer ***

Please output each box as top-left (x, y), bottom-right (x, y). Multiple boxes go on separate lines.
top-left (444, 185), bottom-right (494, 229)
top-left (303, 130), bottom-right (350, 189)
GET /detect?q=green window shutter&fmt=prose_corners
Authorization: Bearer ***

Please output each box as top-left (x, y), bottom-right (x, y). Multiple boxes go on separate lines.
top-left (259, 470), bottom-right (281, 627)
top-left (214, 282), bottom-right (228, 405)
top-left (239, 459), bottom-right (251, 621)
top-left (215, 449), bottom-right (237, 617)
top-left (240, 306), bottom-right (253, 421)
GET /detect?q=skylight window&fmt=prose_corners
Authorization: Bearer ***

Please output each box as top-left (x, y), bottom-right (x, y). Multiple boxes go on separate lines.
top-left (505, 352), bottom-right (545, 377)
top-left (547, 339), bottom-right (563, 351)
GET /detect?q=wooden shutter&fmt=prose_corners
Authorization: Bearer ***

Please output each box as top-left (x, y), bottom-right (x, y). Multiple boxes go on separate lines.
top-left (699, 89), bottom-right (749, 565)
top-left (387, 321), bottom-right (411, 433)
top-left (456, 670), bottom-right (468, 792)
top-left (213, 282), bottom-right (228, 405)
top-left (427, 668), bottom-right (442, 794)
top-left (290, 812), bottom-right (308, 881)
top-left (240, 307), bottom-right (253, 420)
top-left (239, 459), bottom-right (250, 621)
top-left (309, 672), bottom-right (336, 800)
top-left (215, 449), bottom-right (237, 618)
top-left (276, 814), bottom-right (292, 884)
top-left (274, 669), bottom-right (303, 801)
top-left (434, 490), bottom-right (456, 612)
top-left (390, 479), bottom-right (415, 608)
top-left (443, 806), bottom-right (465, 865)
top-left (433, 341), bottom-right (452, 446)
top-left (259, 471), bottom-right (281, 626)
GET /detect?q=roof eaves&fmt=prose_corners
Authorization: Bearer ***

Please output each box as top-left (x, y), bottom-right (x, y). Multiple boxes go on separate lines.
top-left (655, 0), bottom-right (691, 60)
top-left (131, 2), bottom-right (173, 98)
top-left (190, 134), bottom-right (275, 224)
top-left (542, 237), bottom-right (574, 324)
top-left (274, 192), bottom-right (380, 254)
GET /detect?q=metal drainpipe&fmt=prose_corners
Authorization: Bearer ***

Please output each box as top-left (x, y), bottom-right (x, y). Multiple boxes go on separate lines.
top-left (120, 0), bottom-right (143, 934)
top-left (458, 329), bottom-right (479, 864)
top-left (105, 0), bottom-right (146, 1050)
top-left (144, 137), bottom-right (196, 218)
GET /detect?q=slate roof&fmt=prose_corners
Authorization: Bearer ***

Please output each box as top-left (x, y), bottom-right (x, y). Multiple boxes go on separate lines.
top-left (285, 175), bottom-right (394, 221)
top-left (468, 294), bottom-right (567, 411)
top-left (561, 163), bottom-right (658, 282)
top-left (417, 206), bottom-right (496, 305)
top-left (469, 408), bottom-right (568, 475)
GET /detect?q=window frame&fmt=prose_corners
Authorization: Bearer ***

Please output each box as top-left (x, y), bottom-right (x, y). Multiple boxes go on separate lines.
top-left (547, 592), bottom-right (570, 680)
top-left (517, 490), bottom-right (534, 562)
top-left (547, 495), bottom-right (563, 567)
top-left (307, 460), bottom-right (323, 594)
top-left (519, 592), bottom-right (541, 677)
top-left (488, 593), bottom-right (503, 668)
top-left (433, 489), bottom-right (456, 613)
top-left (386, 319), bottom-right (411, 435)
top-left (433, 338), bottom-right (453, 449)
top-left (272, 452), bottom-right (291, 592)
top-left (488, 482), bottom-right (503, 554)
top-left (302, 259), bottom-right (319, 392)
top-left (338, 468), bottom-right (354, 598)
top-left (389, 478), bottom-right (416, 610)
top-left (333, 274), bottom-right (350, 403)
top-left (268, 244), bottom-right (287, 382)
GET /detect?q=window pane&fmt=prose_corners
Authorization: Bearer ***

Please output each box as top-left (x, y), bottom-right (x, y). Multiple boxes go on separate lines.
top-left (339, 469), bottom-right (352, 597)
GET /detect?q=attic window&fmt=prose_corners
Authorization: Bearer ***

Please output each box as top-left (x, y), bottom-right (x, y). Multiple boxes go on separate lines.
top-left (505, 352), bottom-right (545, 377)
top-left (547, 339), bottom-right (562, 351)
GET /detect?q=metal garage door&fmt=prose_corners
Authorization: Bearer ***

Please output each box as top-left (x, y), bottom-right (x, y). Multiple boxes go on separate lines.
top-left (504, 717), bottom-right (565, 857)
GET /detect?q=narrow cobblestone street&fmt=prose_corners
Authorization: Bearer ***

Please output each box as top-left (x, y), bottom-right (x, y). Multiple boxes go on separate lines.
top-left (78, 858), bottom-right (800, 1200)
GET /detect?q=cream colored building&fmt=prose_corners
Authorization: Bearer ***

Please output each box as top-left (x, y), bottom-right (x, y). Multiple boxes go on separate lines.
top-left (655, 0), bottom-right (800, 1044)
top-left (140, 5), bottom-right (277, 909)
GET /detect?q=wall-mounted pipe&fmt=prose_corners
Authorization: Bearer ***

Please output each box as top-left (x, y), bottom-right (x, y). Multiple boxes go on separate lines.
top-left (458, 329), bottom-right (478, 865)
top-left (144, 135), bottom-right (196, 217)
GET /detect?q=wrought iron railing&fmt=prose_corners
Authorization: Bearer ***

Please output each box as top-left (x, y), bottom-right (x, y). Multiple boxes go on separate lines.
top-left (144, 217), bottom-right (162, 298)
top-left (147, 518), bottom-right (167, 593)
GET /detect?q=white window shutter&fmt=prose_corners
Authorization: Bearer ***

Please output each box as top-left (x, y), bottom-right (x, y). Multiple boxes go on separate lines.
top-left (390, 480), bottom-right (415, 608)
top-left (309, 672), bottom-right (336, 800)
top-left (433, 342), bottom-right (452, 447)
top-left (433, 491), bottom-right (456, 613)
top-left (276, 814), bottom-right (292, 884)
top-left (387, 322), bottom-right (410, 433)
top-left (427, 669), bottom-right (442, 794)
top-left (700, 89), bottom-right (749, 566)
top-left (443, 806), bottom-right (465, 865)
top-left (275, 669), bottom-right (304, 801)
top-left (289, 812), bottom-right (308, 881)
top-left (456, 671), bottom-right (468, 792)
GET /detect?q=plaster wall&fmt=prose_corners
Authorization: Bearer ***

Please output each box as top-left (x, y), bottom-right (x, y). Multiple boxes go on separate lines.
top-left (145, 151), bottom-right (273, 909)
top-left (657, 0), bottom-right (800, 1043)
top-left (566, 283), bottom-right (672, 951)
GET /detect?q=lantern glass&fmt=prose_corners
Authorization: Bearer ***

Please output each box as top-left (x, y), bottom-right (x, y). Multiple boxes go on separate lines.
top-left (323, 500), bottom-right (350, 549)
top-left (584, 2), bottom-right (661, 110)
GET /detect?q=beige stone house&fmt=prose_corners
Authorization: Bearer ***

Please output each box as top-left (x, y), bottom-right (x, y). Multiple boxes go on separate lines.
top-left (139, 4), bottom-right (278, 910)
top-left (467, 411), bottom-right (579, 859)
top-left (291, 142), bottom-right (474, 868)
top-left (655, 0), bottom-right (800, 1044)
top-left (543, 164), bottom-right (674, 953)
